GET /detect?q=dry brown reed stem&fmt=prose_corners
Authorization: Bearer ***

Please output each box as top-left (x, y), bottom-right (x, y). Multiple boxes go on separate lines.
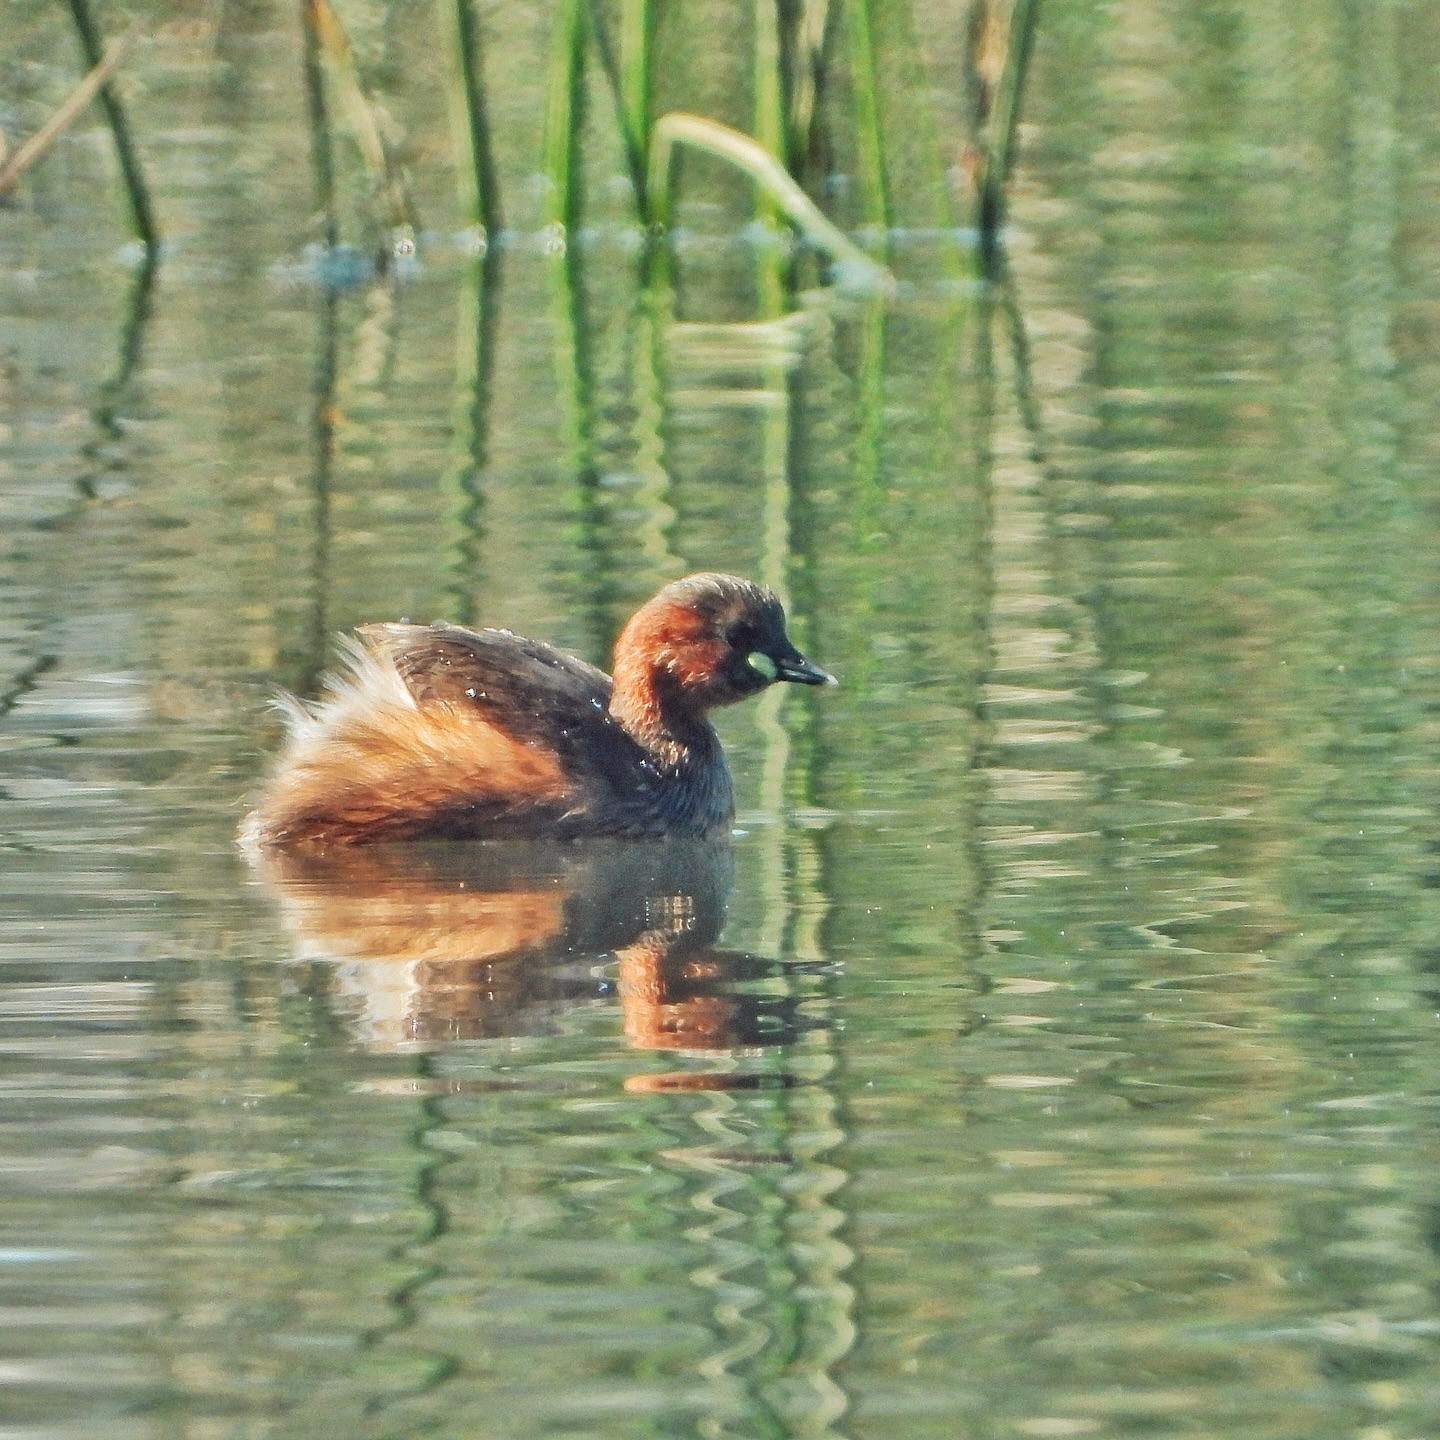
top-left (0, 27), bottom-right (135, 196)
top-left (306, 0), bottom-right (412, 233)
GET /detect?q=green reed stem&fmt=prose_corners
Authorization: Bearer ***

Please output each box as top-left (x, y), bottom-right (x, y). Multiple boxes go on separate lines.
top-left (749, 73), bottom-right (803, 961)
top-left (585, 2), bottom-right (640, 211)
top-left (648, 113), bottom-right (892, 292)
top-left (755, 0), bottom-right (787, 170)
top-left (542, 0), bottom-right (606, 645)
top-left (437, 0), bottom-right (499, 622)
top-left (543, 0), bottom-right (587, 232)
top-left (754, 0), bottom-right (788, 309)
top-left (978, 0), bottom-right (1041, 258)
top-left (439, 0), bottom-right (500, 238)
top-left (852, 295), bottom-right (886, 548)
top-left (61, 0), bottom-right (156, 252)
top-left (888, 0), bottom-right (972, 279)
top-left (841, 0), bottom-right (887, 247)
top-left (618, 0), bottom-right (652, 208)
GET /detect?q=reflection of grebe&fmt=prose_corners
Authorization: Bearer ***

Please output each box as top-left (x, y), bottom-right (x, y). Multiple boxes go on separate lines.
top-left (242, 574), bottom-right (832, 849)
top-left (253, 841), bottom-right (822, 1072)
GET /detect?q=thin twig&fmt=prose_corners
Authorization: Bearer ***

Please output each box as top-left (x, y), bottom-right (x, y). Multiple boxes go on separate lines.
top-left (0, 27), bottom-right (135, 196)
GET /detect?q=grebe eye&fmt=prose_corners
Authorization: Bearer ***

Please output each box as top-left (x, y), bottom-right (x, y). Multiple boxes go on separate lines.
top-left (746, 652), bottom-right (779, 681)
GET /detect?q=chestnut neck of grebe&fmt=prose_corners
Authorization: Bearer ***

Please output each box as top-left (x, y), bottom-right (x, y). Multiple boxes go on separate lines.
top-left (605, 596), bottom-right (732, 767)
top-left (608, 653), bottom-right (721, 768)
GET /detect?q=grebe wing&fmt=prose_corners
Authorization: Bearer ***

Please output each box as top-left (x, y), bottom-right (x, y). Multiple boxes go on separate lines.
top-left (356, 621), bottom-right (632, 757)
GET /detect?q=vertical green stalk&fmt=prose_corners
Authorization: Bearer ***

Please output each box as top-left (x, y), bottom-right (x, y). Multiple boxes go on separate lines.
top-left (752, 0), bottom-right (796, 952)
top-left (927, 270), bottom-right (991, 979)
top-left (978, 0), bottom-right (1041, 260)
top-left (754, 0), bottom-right (787, 169)
top-left (440, 0), bottom-right (500, 240)
top-left (841, 0), bottom-right (901, 455)
top-left (543, 0), bottom-right (586, 234)
top-left (841, 0), bottom-right (887, 249)
top-left (542, 3), bottom-right (591, 494)
top-left (889, 0), bottom-right (974, 281)
top-left (827, 297), bottom-right (887, 726)
top-left (62, 0), bottom-right (157, 252)
top-left (619, 0), bottom-right (652, 210)
top-left (666, 1125), bottom-right (795, 1440)
top-left (98, 250), bottom-right (155, 433)
top-left (752, 352), bottom-right (794, 955)
top-left (996, 260), bottom-right (1047, 467)
top-left (754, 0), bottom-right (789, 311)
top-left (437, 0), bottom-right (500, 624)
top-left (586, 0), bottom-right (648, 214)
top-left (767, 1055), bottom-right (856, 1436)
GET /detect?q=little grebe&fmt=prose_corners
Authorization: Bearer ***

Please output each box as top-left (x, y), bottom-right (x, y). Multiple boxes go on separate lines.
top-left (241, 572), bottom-right (833, 849)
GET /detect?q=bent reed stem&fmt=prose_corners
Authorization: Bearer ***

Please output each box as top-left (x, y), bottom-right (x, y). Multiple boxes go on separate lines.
top-left (647, 113), bottom-right (892, 292)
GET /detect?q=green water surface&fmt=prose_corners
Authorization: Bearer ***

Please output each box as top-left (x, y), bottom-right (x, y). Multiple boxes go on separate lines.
top-left (3, 0), bottom-right (1440, 1436)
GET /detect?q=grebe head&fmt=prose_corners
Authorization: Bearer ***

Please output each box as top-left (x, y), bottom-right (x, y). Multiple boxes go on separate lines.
top-left (612, 573), bottom-right (833, 722)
